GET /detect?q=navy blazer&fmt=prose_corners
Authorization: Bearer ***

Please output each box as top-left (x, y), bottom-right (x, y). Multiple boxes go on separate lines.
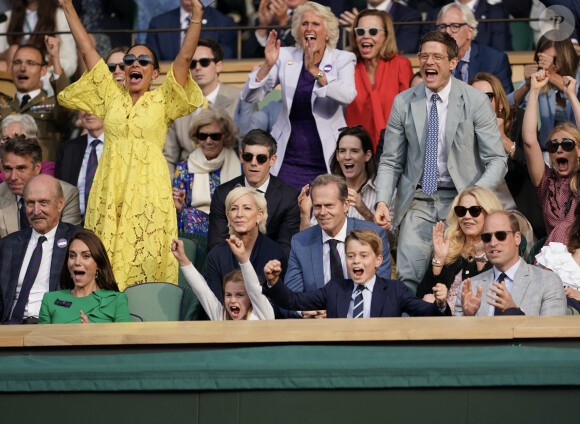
top-left (54, 134), bottom-right (88, 187)
top-left (284, 217), bottom-right (391, 293)
top-left (266, 276), bottom-right (447, 318)
top-left (468, 41), bottom-right (513, 94)
top-left (146, 7), bottom-right (236, 60)
top-left (208, 174), bottom-right (300, 258)
top-left (0, 222), bottom-right (82, 322)
top-left (424, 0), bottom-right (512, 52)
top-left (384, 2), bottom-right (422, 54)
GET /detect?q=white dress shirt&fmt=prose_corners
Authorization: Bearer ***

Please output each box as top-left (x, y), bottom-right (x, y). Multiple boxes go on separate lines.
top-left (245, 175), bottom-right (270, 194)
top-left (347, 276), bottom-right (375, 318)
top-left (367, 0), bottom-right (392, 12)
top-left (425, 78), bottom-right (453, 188)
top-left (321, 218), bottom-right (348, 284)
top-left (77, 133), bottom-right (104, 215)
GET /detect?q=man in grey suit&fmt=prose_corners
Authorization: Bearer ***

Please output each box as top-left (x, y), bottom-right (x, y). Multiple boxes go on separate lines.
top-left (0, 137), bottom-right (81, 238)
top-left (374, 31), bottom-right (506, 291)
top-left (456, 211), bottom-right (566, 316)
top-left (163, 38), bottom-right (242, 175)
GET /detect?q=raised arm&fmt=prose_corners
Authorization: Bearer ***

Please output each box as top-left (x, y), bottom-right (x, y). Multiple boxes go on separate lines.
top-left (522, 70), bottom-right (550, 187)
top-left (173, 0), bottom-right (205, 87)
top-left (562, 76), bottom-right (580, 126)
top-left (58, 0), bottom-right (101, 70)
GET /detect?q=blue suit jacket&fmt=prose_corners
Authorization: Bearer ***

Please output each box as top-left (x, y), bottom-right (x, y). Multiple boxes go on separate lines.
top-left (284, 217), bottom-right (391, 293)
top-left (0, 222), bottom-right (82, 322)
top-left (468, 41), bottom-right (513, 94)
top-left (383, 2), bottom-right (422, 54)
top-left (266, 276), bottom-right (447, 318)
top-left (146, 7), bottom-right (236, 60)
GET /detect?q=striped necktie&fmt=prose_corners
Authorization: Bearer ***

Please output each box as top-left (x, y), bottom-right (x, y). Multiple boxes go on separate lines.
top-left (85, 138), bottom-right (101, 210)
top-left (328, 239), bottom-right (344, 279)
top-left (352, 285), bottom-right (365, 318)
top-left (9, 236), bottom-right (47, 324)
top-left (422, 93), bottom-right (439, 195)
top-left (19, 197), bottom-right (29, 230)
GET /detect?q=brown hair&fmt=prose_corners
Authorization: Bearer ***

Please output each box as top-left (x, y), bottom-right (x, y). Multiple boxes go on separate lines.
top-left (345, 228), bottom-right (383, 257)
top-left (534, 31), bottom-right (579, 80)
top-left (469, 72), bottom-right (514, 138)
top-left (7, 0), bottom-right (57, 52)
top-left (419, 31), bottom-right (459, 59)
top-left (310, 174), bottom-right (349, 203)
top-left (222, 268), bottom-right (253, 320)
top-left (350, 9), bottom-right (399, 60)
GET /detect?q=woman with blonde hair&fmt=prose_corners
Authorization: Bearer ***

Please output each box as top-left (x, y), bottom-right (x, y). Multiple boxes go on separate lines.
top-left (416, 186), bottom-right (502, 313)
top-left (172, 107), bottom-right (241, 236)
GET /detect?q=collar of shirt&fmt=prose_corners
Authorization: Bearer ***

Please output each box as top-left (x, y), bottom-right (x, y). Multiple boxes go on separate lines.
top-left (368, 0), bottom-right (392, 12)
top-left (205, 83), bottom-right (220, 105)
top-left (493, 258), bottom-right (522, 288)
top-left (321, 217), bottom-right (348, 244)
top-left (245, 175), bottom-right (270, 194)
top-left (30, 224), bottom-right (58, 246)
top-left (352, 275), bottom-right (376, 295)
top-left (87, 133), bottom-right (104, 145)
top-left (17, 89), bottom-right (41, 103)
top-left (457, 0), bottom-right (478, 12)
top-left (425, 77), bottom-right (452, 106)
top-left (180, 7), bottom-right (192, 28)
top-left (461, 45), bottom-right (472, 64)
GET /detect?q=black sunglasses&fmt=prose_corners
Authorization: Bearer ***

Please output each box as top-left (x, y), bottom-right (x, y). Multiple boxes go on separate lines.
top-left (242, 152), bottom-right (269, 164)
top-left (454, 205), bottom-right (483, 218)
top-left (484, 92), bottom-right (494, 100)
top-left (107, 62), bottom-right (125, 72)
top-left (354, 27), bottom-right (385, 37)
top-left (546, 137), bottom-right (577, 153)
top-left (190, 58), bottom-right (217, 69)
top-left (480, 231), bottom-right (515, 243)
top-left (197, 132), bottom-right (223, 141)
top-left (123, 54), bottom-right (153, 67)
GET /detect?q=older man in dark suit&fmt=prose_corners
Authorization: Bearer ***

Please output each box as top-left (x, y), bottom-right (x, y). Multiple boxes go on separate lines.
top-left (0, 174), bottom-right (82, 324)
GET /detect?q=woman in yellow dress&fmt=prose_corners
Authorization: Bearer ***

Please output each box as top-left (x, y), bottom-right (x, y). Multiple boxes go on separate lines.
top-left (57, 0), bottom-right (205, 290)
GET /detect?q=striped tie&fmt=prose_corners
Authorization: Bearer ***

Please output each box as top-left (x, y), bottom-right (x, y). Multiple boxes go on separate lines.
top-left (85, 139), bottom-right (101, 210)
top-left (328, 239), bottom-right (344, 279)
top-left (9, 236), bottom-right (47, 324)
top-left (352, 285), bottom-right (365, 318)
top-left (422, 93), bottom-right (439, 195)
top-left (19, 197), bottom-right (29, 230)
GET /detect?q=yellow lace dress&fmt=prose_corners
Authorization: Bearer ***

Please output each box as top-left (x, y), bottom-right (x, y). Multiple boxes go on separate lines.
top-left (58, 59), bottom-right (203, 289)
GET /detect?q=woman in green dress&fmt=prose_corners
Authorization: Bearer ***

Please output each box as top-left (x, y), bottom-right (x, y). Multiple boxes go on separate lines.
top-left (39, 231), bottom-right (130, 324)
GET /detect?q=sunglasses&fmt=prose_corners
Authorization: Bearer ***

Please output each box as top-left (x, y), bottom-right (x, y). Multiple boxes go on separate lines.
top-left (354, 27), bottom-right (385, 37)
top-left (484, 92), bottom-right (494, 100)
top-left (242, 152), bottom-right (269, 164)
top-left (197, 132), bottom-right (223, 141)
top-left (480, 231), bottom-right (515, 243)
top-left (190, 58), bottom-right (217, 69)
top-left (546, 137), bottom-right (577, 153)
top-left (454, 205), bottom-right (483, 218)
top-left (107, 62), bottom-right (125, 72)
top-left (123, 54), bottom-right (153, 67)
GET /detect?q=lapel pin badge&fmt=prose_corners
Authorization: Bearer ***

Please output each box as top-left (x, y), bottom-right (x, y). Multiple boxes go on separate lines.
top-left (57, 238), bottom-right (67, 249)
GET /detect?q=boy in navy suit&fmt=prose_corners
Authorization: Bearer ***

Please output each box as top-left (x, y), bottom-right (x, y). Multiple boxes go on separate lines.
top-left (264, 229), bottom-right (449, 318)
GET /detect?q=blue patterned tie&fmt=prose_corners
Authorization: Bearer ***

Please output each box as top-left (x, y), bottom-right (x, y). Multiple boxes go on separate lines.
top-left (422, 93), bottom-right (440, 195)
top-left (352, 285), bottom-right (365, 318)
top-left (84, 139), bottom-right (101, 211)
top-left (9, 236), bottom-right (47, 324)
top-left (19, 197), bottom-right (29, 230)
top-left (328, 239), bottom-right (344, 279)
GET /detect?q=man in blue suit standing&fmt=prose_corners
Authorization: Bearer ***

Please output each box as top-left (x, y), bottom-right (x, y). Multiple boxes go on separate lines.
top-left (284, 174), bottom-right (391, 318)
top-left (146, 0), bottom-right (237, 60)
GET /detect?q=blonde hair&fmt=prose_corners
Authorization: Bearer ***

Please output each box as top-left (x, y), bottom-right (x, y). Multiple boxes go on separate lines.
top-left (225, 185), bottom-right (268, 235)
top-left (444, 186), bottom-right (502, 265)
top-left (548, 122), bottom-right (580, 196)
top-left (222, 269), bottom-right (253, 321)
top-left (291, 2), bottom-right (339, 50)
top-left (188, 107), bottom-right (239, 149)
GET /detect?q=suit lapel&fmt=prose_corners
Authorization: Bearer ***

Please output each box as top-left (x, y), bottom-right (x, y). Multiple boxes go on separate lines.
top-left (445, 80), bottom-right (464, 155)
top-left (19, 92), bottom-right (44, 114)
top-left (49, 223), bottom-right (70, 291)
top-left (0, 185), bottom-right (20, 235)
top-left (281, 49), bottom-right (303, 112)
top-left (370, 277), bottom-right (388, 317)
top-left (8, 230), bottom-right (32, 309)
top-left (263, 175), bottom-right (278, 227)
top-left (311, 228), bottom-right (325, 289)
top-left (509, 262), bottom-right (531, 309)
top-left (336, 280), bottom-right (353, 318)
top-left (477, 271), bottom-right (494, 316)
top-left (410, 86), bottom-right (427, 151)
top-left (467, 43), bottom-right (480, 82)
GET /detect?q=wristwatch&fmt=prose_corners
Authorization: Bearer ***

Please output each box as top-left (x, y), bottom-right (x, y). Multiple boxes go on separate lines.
top-left (314, 69), bottom-right (325, 81)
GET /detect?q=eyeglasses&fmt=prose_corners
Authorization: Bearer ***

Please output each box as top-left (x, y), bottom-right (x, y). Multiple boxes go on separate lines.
top-left (418, 53), bottom-right (449, 63)
top-left (123, 54), bottom-right (153, 67)
top-left (197, 132), bottom-right (223, 141)
top-left (436, 23), bottom-right (468, 33)
top-left (190, 58), bottom-right (217, 69)
top-left (546, 138), bottom-right (577, 153)
top-left (12, 59), bottom-right (44, 67)
top-left (484, 92), bottom-right (494, 100)
top-left (354, 27), bottom-right (385, 37)
top-left (454, 205), bottom-right (484, 218)
top-left (107, 62), bottom-right (125, 72)
top-left (242, 152), bottom-right (269, 164)
top-left (480, 231), bottom-right (515, 243)
top-left (338, 125), bottom-right (363, 132)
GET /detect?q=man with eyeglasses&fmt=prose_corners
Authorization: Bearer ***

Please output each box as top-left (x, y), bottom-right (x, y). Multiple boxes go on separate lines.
top-left (435, 3), bottom-right (513, 93)
top-left (208, 129), bottom-right (300, 257)
top-left (163, 38), bottom-right (243, 175)
top-left (374, 30), bottom-right (506, 292)
top-left (0, 42), bottom-right (74, 162)
top-left (455, 211), bottom-right (566, 316)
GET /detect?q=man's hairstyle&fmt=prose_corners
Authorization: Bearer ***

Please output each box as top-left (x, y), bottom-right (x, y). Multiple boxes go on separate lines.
top-left (346, 229), bottom-right (383, 257)
top-left (197, 38), bottom-right (224, 63)
top-left (241, 129), bottom-right (277, 157)
top-left (438, 3), bottom-right (479, 38)
top-left (487, 210), bottom-right (521, 233)
top-left (419, 31), bottom-right (459, 60)
top-left (0, 135), bottom-right (42, 166)
top-left (0, 114), bottom-right (39, 138)
top-left (310, 174), bottom-right (348, 203)
top-left (13, 44), bottom-right (47, 66)
top-left (23, 174), bottom-right (64, 201)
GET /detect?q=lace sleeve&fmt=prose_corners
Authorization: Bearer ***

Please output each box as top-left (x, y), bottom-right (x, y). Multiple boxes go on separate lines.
top-left (159, 63), bottom-right (204, 125)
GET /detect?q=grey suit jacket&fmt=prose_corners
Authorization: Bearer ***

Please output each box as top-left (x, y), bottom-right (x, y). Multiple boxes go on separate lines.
top-left (0, 180), bottom-right (81, 238)
top-left (163, 83), bottom-right (242, 176)
top-left (376, 78), bottom-right (507, 227)
top-left (454, 261), bottom-right (567, 316)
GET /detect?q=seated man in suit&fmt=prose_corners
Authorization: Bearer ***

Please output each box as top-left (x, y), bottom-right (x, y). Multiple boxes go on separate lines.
top-left (163, 38), bottom-right (242, 175)
top-left (0, 174), bottom-right (82, 323)
top-left (436, 3), bottom-right (513, 93)
top-left (208, 129), bottom-right (300, 257)
top-left (54, 111), bottom-right (104, 218)
top-left (146, 0), bottom-right (236, 60)
top-left (285, 174), bottom-right (391, 318)
top-left (264, 228), bottom-right (449, 318)
top-left (0, 137), bottom-right (81, 238)
top-left (456, 211), bottom-right (566, 316)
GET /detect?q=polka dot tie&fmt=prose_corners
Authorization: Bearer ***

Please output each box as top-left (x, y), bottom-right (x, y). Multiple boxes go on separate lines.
top-left (422, 93), bottom-right (440, 195)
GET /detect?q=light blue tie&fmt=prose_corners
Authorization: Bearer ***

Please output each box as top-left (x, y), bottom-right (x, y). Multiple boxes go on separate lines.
top-left (422, 93), bottom-right (440, 195)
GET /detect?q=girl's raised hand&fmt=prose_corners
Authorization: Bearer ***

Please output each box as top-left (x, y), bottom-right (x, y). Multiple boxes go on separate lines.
top-left (226, 234), bottom-right (250, 264)
top-left (171, 238), bottom-right (191, 267)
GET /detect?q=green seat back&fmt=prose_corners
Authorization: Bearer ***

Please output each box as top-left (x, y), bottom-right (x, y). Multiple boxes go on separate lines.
top-left (124, 282), bottom-right (184, 321)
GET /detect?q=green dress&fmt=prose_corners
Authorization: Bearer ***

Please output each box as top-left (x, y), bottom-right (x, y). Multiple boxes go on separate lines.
top-left (39, 289), bottom-right (131, 324)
